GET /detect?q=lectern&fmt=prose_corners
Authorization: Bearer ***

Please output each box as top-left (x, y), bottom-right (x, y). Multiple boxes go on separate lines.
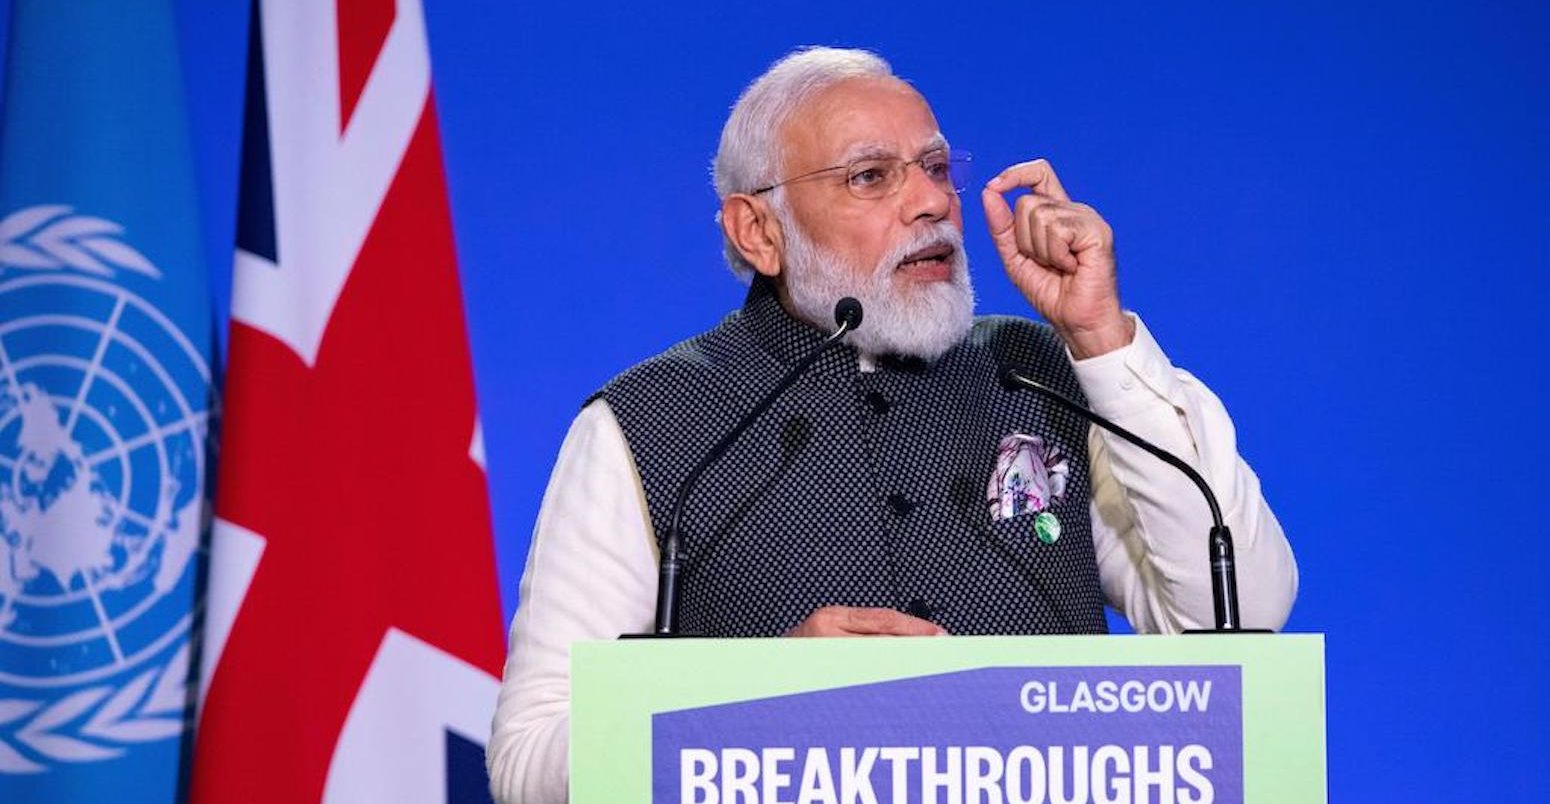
top-left (573, 634), bottom-right (1325, 803)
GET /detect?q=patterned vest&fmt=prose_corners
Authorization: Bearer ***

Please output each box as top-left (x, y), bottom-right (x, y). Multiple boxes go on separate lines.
top-left (593, 278), bottom-right (1107, 637)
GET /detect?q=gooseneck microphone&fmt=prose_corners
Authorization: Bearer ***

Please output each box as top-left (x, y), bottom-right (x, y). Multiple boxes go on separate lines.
top-left (649, 298), bottom-right (864, 636)
top-left (998, 367), bottom-right (1261, 633)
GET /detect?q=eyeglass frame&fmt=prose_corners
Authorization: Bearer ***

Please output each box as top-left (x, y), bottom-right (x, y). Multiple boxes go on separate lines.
top-left (748, 148), bottom-right (973, 199)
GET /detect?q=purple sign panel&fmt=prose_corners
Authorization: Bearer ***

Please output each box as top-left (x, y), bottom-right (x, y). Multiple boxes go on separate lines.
top-left (653, 665), bottom-right (1242, 804)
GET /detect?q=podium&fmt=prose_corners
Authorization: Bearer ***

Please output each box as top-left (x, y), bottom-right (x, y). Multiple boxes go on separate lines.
top-left (572, 634), bottom-right (1325, 803)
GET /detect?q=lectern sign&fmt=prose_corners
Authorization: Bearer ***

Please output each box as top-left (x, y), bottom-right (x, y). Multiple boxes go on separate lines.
top-left (655, 666), bottom-right (1241, 804)
top-left (571, 635), bottom-right (1325, 803)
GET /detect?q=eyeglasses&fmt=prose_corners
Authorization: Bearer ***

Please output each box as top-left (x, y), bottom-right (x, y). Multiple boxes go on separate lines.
top-left (751, 149), bottom-right (973, 200)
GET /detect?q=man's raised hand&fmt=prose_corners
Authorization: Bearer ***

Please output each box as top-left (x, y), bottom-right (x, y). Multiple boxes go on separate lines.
top-left (980, 159), bottom-right (1134, 359)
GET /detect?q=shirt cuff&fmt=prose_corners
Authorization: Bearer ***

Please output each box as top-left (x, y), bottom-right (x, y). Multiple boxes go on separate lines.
top-left (1068, 312), bottom-right (1180, 419)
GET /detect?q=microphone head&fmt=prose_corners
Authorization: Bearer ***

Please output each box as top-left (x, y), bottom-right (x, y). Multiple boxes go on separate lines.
top-left (997, 366), bottom-right (1024, 391)
top-left (833, 297), bottom-right (863, 330)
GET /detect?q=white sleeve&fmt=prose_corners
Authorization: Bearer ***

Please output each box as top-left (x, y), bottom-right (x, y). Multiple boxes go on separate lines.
top-left (1077, 314), bottom-right (1298, 633)
top-left (486, 400), bottom-right (657, 804)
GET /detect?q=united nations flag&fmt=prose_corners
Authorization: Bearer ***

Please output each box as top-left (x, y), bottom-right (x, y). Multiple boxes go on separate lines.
top-left (0, 3), bottom-right (214, 801)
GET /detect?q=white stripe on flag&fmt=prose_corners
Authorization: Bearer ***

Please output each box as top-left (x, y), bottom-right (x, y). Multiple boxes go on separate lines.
top-left (196, 518), bottom-right (266, 721)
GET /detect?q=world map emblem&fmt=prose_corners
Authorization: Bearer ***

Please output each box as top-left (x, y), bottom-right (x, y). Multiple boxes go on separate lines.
top-left (0, 206), bottom-right (211, 773)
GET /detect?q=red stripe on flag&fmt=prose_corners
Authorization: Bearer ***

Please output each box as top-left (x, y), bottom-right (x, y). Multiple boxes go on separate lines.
top-left (336, 0), bottom-right (396, 133)
top-left (192, 94), bottom-right (503, 802)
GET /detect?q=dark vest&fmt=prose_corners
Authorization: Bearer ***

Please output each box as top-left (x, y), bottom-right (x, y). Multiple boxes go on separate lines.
top-left (592, 279), bottom-right (1107, 637)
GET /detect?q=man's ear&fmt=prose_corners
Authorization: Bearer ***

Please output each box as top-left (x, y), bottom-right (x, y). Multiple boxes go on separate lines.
top-left (720, 194), bottom-right (783, 278)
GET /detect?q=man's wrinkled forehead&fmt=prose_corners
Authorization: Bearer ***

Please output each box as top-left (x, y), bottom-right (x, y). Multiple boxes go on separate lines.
top-left (783, 77), bottom-right (948, 166)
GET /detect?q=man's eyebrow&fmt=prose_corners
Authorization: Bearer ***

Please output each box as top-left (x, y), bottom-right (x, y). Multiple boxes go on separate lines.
top-left (834, 141), bottom-right (896, 164)
top-left (835, 133), bottom-right (951, 164)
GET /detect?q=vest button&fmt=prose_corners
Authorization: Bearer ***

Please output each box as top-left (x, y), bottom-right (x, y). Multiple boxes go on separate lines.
top-left (886, 493), bottom-right (914, 516)
top-left (864, 391), bottom-right (891, 414)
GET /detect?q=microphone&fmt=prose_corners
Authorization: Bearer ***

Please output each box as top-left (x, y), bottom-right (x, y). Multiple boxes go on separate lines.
top-left (647, 298), bottom-right (863, 636)
top-left (998, 367), bottom-right (1264, 633)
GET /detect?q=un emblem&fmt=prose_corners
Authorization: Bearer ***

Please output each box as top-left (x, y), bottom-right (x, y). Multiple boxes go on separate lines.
top-left (0, 206), bottom-right (211, 773)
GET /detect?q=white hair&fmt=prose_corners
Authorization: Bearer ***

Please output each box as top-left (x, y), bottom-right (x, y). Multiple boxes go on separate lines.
top-left (713, 47), bottom-right (895, 281)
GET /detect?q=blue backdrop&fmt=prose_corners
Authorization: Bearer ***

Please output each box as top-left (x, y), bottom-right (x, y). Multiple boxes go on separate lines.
top-left (19, 1), bottom-right (1543, 799)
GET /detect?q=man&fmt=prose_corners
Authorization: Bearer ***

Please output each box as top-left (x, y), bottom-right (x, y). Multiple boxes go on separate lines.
top-left (487, 47), bottom-right (1297, 803)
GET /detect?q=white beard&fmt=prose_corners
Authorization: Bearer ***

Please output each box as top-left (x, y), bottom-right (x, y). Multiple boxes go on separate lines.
top-left (776, 206), bottom-right (975, 362)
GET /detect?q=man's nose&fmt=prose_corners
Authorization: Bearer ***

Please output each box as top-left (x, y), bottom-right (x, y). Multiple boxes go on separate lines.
top-left (898, 162), bottom-right (953, 223)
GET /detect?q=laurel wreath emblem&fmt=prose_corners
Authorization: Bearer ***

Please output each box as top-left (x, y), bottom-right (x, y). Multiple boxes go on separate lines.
top-left (0, 204), bottom-right (162, 277)
top-left (0, 645), bottom-right (189, 773)
top-left (1, 203), bottom-right (194, 773)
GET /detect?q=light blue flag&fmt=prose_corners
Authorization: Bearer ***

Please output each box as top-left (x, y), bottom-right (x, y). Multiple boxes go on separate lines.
top-left (0, 2), bottom-right (214, 801)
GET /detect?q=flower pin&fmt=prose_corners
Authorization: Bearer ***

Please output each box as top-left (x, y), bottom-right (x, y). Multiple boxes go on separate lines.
top-left (986, 433), bottom-right (1070, 544)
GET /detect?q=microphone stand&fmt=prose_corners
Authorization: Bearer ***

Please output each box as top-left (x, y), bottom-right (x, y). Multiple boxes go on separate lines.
top-left (636, 299), bottom-right (863, 638)
top-left (1001, 368), bottom-right (1266, 633)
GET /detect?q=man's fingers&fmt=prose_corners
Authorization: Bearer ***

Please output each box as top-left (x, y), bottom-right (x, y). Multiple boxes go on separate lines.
top-left (1013, 194), bottom-right (1038, 262)
top-left (1047, 217), bottom-right (1080, 272)
top-left (984, 160), bottom-right (1083, 271)
top-left (1016, 195), bottom-right (1084, 270)
top-left (979, 185), bottom-right (1015, 238)
top-left (979, 185), bottom-right (1025, 269)
top-left (787, 606), bottom-right (947, 637)
top-left (1039, 212), bottom-right (1068, 270)
top-left (841, 607), bottom-right (946, 636)
top-left (986, 158), bottom-right (1071, 203)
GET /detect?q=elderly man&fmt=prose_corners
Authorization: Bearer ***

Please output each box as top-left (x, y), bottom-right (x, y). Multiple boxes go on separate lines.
top-left (487, 47), bottom-right (1297, 803)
